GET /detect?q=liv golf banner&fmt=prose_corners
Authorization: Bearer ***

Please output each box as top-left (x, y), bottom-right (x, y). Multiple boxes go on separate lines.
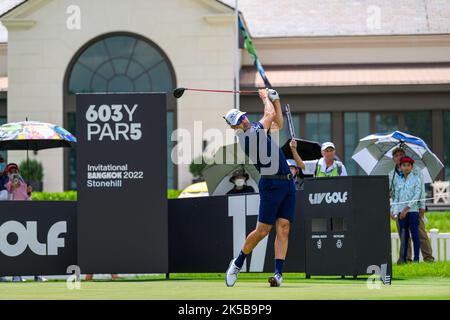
top-left (76, 93), bottom-right (168, 273)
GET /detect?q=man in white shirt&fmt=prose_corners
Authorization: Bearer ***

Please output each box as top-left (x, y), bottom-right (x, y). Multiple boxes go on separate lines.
top-left (292, 141), bottom-right (348, 177)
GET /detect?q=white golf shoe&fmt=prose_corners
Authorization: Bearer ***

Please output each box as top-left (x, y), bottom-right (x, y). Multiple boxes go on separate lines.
top-left (268, 273), bottom-right (283, 287)
top-left (225, 258), bottom-right (241, 287)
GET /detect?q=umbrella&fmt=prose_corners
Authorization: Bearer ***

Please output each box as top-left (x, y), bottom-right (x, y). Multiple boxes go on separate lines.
top-left (178, 182), bottom-right (209, 198)
top-left (281, 138), bottom-right (322, 161)
top-left (0, 121), bottom-right (77, 183)
top-left (280, 138), bottom-right (323, 179)
top-left (352, 130), bottom-right (443, 183)
top-left (0, 121), bottom-right (76, 150)
top-left (202, 143), bottom-right (260, 195)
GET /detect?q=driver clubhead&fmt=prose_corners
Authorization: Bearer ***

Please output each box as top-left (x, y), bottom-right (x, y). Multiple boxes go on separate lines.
top-left (173, 87), bottom-right (185, 99)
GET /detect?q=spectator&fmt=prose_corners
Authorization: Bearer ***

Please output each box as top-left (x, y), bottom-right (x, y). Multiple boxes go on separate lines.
top-left (226, 169), bottom-right (255, 195)
top-left (5, 163), bottom-right (30, 201)
top-left (0, 156), bottom-right (8, 200)
top-left (286, 159), bottom-right (301, 190)
top-left (291, 141), bottom-right (347, 177)
top-left (389, 147), bottom-right (434, 263)
top-left (288, 139), bottom-right (310, 189)
top-left (391, 156), bottom-right (421, 263)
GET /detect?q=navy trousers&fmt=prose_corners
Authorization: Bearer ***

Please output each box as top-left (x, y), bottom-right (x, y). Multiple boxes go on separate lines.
top-left (398, 212), bottom-right (420, 262)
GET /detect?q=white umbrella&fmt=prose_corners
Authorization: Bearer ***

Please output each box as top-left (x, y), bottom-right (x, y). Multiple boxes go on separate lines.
top-left (352, 131), bottom-right (443, 183)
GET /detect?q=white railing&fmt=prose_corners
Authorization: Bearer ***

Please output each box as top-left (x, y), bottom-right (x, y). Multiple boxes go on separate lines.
top-left (431, 181), bottom-right (450, 204)
top-left (391, 229), bottom-right (450, 262)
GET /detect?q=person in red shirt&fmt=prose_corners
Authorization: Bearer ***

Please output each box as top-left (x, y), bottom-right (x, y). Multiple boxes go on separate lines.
top-left (4, 163), bottom-right (31, 200)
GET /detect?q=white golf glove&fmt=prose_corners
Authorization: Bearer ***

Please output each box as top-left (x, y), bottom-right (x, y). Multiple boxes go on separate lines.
top-left (267, 89), bottom-right (280, 102)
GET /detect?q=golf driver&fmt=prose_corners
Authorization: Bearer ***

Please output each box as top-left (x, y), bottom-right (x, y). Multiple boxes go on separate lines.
top-left (173, 87), bottom-right (258, 99)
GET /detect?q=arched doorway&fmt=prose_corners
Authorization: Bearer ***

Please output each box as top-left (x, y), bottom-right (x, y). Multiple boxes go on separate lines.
top-left (63, 32), bottom-right (177, 190)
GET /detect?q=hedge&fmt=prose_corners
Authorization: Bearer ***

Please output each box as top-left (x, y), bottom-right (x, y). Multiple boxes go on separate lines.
top-left (31, 189), bottom-right (182, 201)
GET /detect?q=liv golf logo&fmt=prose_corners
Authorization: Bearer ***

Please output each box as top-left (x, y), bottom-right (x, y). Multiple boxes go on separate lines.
top-left (0, 221), bottom-right (66, 257)
top-left (309, 192), bottom-right (348, 205)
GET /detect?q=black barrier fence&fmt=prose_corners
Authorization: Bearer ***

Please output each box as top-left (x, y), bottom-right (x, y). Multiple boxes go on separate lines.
top-left (0, 201), bottom-right (76, 276)
top-left (0, 176), bottom-right (392, 278)
top-left (303, 176), bottom-right (392, 281)
top-left (0, 194), bottom-right (304, 276)
top-left (168, 193), bottom-right (306, 273)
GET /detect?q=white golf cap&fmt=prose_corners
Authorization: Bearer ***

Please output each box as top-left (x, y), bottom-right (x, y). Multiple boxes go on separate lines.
top-left (321, 141), bottom-right (336, 151)
top-left (223, 108), bottom-right (246, 126)
top-left (286, 159), bottom-right (298, 168)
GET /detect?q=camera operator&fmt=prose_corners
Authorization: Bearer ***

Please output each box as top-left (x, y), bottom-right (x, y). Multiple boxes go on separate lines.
top-left (0, 155), bottom-right (8, 200)
top-left (4, 163), bottom-right (31, 200)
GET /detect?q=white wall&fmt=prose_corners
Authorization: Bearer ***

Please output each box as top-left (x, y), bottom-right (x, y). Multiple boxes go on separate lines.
top-left (242, 36), bottom-right (450, 66)
top-left (3, 0), bottom-right (236, 191)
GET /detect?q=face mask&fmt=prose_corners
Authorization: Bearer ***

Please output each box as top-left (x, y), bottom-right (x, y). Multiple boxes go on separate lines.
top-left (234, 178), bottom-right (246, 187)
top-left (0, 163), bottom-right (5, 173)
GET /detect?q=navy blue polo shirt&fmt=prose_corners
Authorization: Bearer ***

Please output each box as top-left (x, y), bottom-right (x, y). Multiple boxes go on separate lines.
top-left (238, 121), bottom-right (290, 176)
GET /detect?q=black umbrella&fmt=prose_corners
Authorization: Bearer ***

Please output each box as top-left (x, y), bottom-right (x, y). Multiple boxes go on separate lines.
top-left (281, 138), bottom-right (322, 180)
top-left (0, 139), bottom-right (75, 151)
top-left (281, 138), bottom-right (322, 161)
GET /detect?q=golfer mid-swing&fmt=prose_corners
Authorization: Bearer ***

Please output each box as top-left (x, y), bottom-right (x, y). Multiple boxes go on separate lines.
top-left (223, 89), bottom-right (296, 287)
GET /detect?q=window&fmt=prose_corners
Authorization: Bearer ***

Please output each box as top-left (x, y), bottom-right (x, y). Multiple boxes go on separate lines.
top-left (373, 112), bottom-right (431, 146)
top-left (68, 36), bottom-right (173, 94)
top-left (305, 113), bottom-right (331, 143)
top-left (375, 113), bottom-right (399, 133)
top-left (344, 112), bottom-right (370, 175)
top-left (404, 112), bottom-right (432, 147)
top-left (66, 34), bottom-right (176, 190)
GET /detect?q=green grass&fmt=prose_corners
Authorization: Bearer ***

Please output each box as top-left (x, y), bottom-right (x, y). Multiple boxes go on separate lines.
top-left (1, 262), bottom-right (449, 300)
top-left (391, 211), bottom-right (450, 233)
top-left (31, 189), bottom-right (183, 200)
top-left (393, 261), bottom-right (450, 278)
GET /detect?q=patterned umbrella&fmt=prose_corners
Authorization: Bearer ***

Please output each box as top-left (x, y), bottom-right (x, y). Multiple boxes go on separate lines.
top-left (352, 131), bottom-right (443, 183)
top-left (0, 121), bottom-right (76, 151)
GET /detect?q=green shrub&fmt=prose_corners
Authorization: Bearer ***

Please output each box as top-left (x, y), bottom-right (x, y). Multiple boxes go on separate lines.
top-left (390, 211), bottom-right (450, 233)
top-left (20, 159), bottom-right (43, 182)
top-left (189, 156), bottom-right (210, 179)
top-left (32, 190), bottom-right (183, 200)
top-left (168, 189), bottom-right (182, 199)
top-left (32, 191), bottom-right (77, 201)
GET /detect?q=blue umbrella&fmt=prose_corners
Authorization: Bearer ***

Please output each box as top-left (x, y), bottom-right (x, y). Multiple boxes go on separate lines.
top-left (352, 131), bottom-right (443, 183)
